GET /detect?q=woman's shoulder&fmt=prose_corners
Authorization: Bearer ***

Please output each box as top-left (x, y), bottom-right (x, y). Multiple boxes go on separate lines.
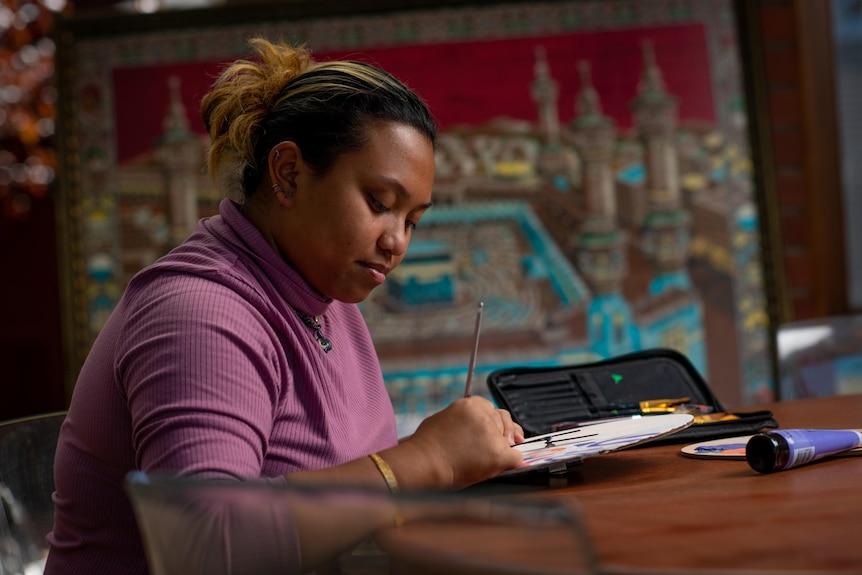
top-left (121, 234), bottom-right (271, 318)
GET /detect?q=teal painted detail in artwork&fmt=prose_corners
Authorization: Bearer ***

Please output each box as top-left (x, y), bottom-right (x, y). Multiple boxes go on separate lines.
top-left (649, 270), bottom-right (692, 295)
top-left (389, 238), bottom-right (455, 306)
top-left (405, 239), bottom-right (450, 260)
top-left (389, 275), bottom-right (454, 306)
top-left (642, 208), bottom-right (690, 228)
top-left (639, 298), bottom-right (707, 376)
top-left (736, 203), bottom-right (759, 232)
top-left (553, 174), bottom-right (570, 190)
top-left (521, 254), bottom-right (548, 279)
top-left (617, 163), bottom-right (646, 186)
top-left (472, 250), bottom-right (489, 266)
top-left (586, 293), bottom-right (637, 358)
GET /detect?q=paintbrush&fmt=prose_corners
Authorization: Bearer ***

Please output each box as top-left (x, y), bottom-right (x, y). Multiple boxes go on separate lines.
top-left (463, 301), bottom-right (484, 398)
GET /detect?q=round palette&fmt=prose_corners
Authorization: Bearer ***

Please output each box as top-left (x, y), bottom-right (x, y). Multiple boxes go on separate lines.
top-left (681, 436), bottom-right (752, 459)
top-left (501, 413), bottom-right (695, 476)
top-left (681, 432), bottom-right (862, 460)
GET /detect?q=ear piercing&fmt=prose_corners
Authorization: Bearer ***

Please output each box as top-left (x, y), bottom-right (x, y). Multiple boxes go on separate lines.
top-left (272, 148), bottom-right (296, 201)
top-left (272, 183), bottom-right (294, 199)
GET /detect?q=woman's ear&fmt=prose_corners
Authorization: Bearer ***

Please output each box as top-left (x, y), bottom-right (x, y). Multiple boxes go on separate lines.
top-left (269, 141), bottom-right (301, 191)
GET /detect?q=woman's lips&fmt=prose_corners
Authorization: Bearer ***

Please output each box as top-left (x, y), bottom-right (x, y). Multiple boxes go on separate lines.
top-left (363, 262), bottom-right (389, 284)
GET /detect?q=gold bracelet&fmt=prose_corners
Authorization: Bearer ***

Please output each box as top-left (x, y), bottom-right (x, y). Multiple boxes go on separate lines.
top-left (368, 452), bottom-right (400, 493)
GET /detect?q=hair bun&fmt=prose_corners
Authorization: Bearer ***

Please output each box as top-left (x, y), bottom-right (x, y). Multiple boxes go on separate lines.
top-left (201, 38), bottom-right (314, 199)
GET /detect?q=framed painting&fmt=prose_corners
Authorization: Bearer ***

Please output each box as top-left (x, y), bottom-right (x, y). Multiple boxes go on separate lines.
top-left (54, 0), bottom-right (776, 431)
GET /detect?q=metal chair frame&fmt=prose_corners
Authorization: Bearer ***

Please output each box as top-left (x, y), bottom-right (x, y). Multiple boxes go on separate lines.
top-left (0, 412), bottom-right (66, 575)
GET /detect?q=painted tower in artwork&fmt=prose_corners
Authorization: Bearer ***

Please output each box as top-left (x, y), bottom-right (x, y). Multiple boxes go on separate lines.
top-left (629, 41), bottom-right (705, 370)
top-left (631, 41), bottom-right (692, 295)
top-left (531, 46), bottom-right (580, 191)
top-left (568, 60), bottom-right (635, 357)
top-left (154, 76), bottom-right (202, 246)
top-left (531, 46), bottom-right (561, 146)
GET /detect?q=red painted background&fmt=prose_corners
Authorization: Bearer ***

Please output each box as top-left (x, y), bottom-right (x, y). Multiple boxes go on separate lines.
top-left (113, 23), bottom-right (713, 164)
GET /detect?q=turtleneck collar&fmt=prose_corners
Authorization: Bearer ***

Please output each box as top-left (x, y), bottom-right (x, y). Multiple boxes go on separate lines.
top-left (210, 198), bottom-right (332, 318)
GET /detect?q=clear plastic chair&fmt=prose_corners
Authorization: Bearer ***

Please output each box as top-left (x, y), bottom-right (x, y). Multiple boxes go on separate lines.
top-left (125, 472), bottom-right (599, 575)
top-left (0, 412), bottom-right (66, 575)
top-left (776, 314), bottom-right (862, 400)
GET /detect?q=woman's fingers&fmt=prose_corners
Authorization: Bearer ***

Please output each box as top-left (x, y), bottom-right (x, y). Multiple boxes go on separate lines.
top-left (491, 407), bottom-right (524, 445)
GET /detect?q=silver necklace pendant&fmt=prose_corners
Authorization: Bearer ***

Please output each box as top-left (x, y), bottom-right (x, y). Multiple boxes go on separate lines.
top-left (294, 309), bottom-right (333, 353)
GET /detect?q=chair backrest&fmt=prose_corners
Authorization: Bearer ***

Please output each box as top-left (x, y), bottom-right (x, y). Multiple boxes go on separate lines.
top-left (125, 472), bottom-right (598, 575)
top-left (0, 411), bottom-right (66, 575)
top-left (777, 314), bottom-right (862, 400)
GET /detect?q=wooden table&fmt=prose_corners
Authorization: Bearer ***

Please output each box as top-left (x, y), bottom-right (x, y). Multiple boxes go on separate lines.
top-left (378, 394), bottom-right (862, 574)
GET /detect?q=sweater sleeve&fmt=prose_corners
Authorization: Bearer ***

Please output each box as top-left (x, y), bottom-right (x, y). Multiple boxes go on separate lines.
top-left (116, 271), bottom-right (285, 479)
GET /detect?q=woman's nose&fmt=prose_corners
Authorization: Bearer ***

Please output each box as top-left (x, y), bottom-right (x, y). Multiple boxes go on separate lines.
top-left (378, 224), bottom-right (408, 257)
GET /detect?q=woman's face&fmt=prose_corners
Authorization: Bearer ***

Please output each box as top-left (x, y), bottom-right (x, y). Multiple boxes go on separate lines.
top-left (275, 121), bottom-right (435, 303)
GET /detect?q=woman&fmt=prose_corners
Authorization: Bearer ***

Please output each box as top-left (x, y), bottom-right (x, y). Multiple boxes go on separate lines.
top-left (46, 38), bottom-right (524, 574)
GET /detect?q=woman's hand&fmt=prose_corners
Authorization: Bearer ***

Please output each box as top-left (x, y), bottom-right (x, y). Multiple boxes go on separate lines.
top-left (286, 397), bottom-right (524, 493)
top-left (401, 396), bottom-right (524, 489)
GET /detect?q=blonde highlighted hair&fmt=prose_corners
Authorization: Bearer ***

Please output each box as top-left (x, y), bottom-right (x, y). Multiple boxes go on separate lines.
top-left (200, 37), bottom-right (436, 202)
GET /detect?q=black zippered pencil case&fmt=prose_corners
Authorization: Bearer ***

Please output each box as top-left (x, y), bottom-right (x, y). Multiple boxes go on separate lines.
top-left (487, 348), bottom-right (778, 443)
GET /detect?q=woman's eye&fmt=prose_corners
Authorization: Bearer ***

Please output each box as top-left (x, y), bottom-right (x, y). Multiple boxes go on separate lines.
top-left (406, 220), bottom-right (417, 231)
top-left (369, 196), bottom-right (389, 213)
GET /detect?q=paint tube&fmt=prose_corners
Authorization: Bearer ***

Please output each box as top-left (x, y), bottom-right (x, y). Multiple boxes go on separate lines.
top-left (745, 429), bottom-right (862, 473)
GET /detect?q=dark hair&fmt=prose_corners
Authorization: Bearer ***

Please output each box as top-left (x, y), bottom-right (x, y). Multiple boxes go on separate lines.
top-left (201, 38), bottom-right (437, 202)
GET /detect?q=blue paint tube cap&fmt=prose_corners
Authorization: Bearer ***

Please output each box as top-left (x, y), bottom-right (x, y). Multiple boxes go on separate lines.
top-left (746, 432), bottom-right (790, 473)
